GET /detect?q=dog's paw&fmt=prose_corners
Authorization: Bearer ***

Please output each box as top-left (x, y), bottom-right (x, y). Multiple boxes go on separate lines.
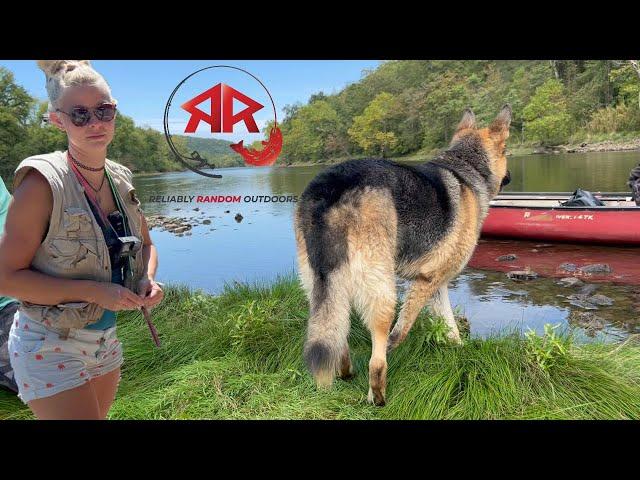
top-left (447, 331), bottom-right (464, 346)
top-left (367, 387), bottom-right (386, 407)
top-left (338, 370), bottom-right (356, 381)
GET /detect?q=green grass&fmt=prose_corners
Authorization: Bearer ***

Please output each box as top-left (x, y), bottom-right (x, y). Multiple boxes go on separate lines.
top-left (1, 274), bottom-right (639, 420)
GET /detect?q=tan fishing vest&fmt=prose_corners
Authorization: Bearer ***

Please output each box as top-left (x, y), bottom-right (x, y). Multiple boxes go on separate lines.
top-left (13, 150), bottom-right (146, 329)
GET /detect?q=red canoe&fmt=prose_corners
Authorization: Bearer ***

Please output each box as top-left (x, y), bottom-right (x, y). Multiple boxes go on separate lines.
top-left (482, 192), bottom-right (640, 246)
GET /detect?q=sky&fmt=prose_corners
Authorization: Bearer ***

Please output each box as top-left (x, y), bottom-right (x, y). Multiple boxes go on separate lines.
top-left (0, 60), bottom-right (381, 142)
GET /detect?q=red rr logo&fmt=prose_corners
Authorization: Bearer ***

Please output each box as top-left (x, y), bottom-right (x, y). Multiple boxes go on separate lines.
top-left (181, 83), bottom-right (264, 133)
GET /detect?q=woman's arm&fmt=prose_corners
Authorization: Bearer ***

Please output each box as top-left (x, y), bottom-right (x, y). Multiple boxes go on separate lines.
top-left (141, 215), bottom-right (158, 280)
top-left (0, 169), bottom-right (144, 310)
top-left (136, 214), bottom-right (164, 309)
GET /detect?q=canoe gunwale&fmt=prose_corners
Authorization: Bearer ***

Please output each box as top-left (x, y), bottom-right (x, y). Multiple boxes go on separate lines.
top-left (492, 192), bottom-right (638, 211)
top-left (496, 191), bottom-right (632, 196)
top-left (489, 205), bottom-right (640, 212)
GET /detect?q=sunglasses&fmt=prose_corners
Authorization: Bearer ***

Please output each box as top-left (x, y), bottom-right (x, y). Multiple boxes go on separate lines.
top-left (56, 103), bottom-right (117, 127)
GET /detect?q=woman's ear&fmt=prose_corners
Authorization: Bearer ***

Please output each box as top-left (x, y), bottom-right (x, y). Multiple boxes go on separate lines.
top-left (48, 111), bottom-right (66, 132)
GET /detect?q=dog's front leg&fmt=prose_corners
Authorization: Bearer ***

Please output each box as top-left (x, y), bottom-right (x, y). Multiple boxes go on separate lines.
top-left (430, 284), bottom-right (462, 344)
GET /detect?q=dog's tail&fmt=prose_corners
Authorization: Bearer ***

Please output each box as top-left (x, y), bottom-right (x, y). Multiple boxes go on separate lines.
top-left (303, 275), bottom-right (351, 388)
top-left (297, 181), bottom-right (353, 388)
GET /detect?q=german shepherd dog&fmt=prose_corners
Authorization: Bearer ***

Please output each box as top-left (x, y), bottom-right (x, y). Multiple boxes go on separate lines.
top-left (294, 105), bottom-right (512, 405)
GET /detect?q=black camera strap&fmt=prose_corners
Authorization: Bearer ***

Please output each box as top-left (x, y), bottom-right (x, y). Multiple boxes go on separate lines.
top-left (83, 193), bottom-right (127, 281)
top-left (104, 169), bottom-right (136, 286)
top-left (104, 169), bottom-right (131, 236)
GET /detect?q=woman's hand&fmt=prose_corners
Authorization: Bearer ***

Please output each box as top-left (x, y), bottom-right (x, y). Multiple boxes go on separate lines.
top-left (89, 282), bottom-right (146, 311)
top-left (136, 277), bottom-right (164, 310)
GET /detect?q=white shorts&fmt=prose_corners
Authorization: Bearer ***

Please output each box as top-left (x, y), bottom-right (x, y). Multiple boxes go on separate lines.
top-left (7, 310), bottom-right (123, 404)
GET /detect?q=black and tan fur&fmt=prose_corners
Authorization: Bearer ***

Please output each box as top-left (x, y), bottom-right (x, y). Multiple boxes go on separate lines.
top-left (294, 105), bottom-right (512, 405)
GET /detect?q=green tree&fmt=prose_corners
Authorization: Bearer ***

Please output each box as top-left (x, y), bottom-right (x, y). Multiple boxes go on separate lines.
top-left (0, 67), bottom-right (35, 182)
top-left (567, 61), bottom-right (618, 128)
top-left (502, 64), bottom-right (550, 142)
top-left (348, 92), bottom-right (400, 157)
top-left (0, 65), bottom-right (192, 183)
top-left (610, 61), bottom-right (640, 110)
top-left (418, 71), bottom-right (472, 149)
top-left (629, 61), bottom-right (640, 108)
top-left (281, 100), bottom-right (344, 162)
top-left (10, 101), bottom-right (67, 168)
top-left (523, 79), bottom-right (573, 145)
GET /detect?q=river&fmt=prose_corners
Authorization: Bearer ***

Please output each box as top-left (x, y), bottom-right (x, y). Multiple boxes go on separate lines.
top-left (133, 151), bottom-right (640, 341)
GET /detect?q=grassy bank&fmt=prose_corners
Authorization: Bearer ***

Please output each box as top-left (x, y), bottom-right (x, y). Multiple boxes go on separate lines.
top-left (126, 132), bottom-right (640, 175)
top-left (1, 274), bottom-right (639, 420)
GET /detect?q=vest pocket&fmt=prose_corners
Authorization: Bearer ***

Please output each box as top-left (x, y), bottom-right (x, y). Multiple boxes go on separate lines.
top-left (49, 238), bottom-right (98, 269)
top-left (48, 207), bottom-right (99, 269)
top-left (20, 302), bottom-right (104, 329)
top-left (62, 207), bottom-right (96, 238)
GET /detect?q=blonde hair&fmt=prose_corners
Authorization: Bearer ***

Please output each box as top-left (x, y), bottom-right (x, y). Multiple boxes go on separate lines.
top-left (36, 60), bottom-right (116, 113)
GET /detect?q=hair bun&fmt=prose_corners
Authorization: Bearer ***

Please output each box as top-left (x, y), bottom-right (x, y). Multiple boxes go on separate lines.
top-left (36, 60), bottom-right (92, 77)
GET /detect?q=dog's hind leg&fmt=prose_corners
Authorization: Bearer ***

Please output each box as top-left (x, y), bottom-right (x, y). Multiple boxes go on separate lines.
top-left (430, 284), bottom-right (462, 344)
top-left (387, 274), bottom-right (442, 351)
top-left (352, 269), bottom-right (396, 406)
top-left (367, 298), bottom-right (395, 406)
top-left (356, 298), bottom-right (396, 406)
top-left (338, 345), bottom-right (354, 380)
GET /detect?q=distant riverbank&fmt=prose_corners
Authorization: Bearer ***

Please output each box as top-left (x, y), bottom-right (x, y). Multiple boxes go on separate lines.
top-left (535, 138), bottom-right (640, 155)
top-left (284, 137), bottom-right (640, 168)
top-left (130, 136), bottom-right (640, 176)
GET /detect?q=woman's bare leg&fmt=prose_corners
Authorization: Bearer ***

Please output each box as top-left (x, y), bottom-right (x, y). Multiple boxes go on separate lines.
top-left (27, 367), bottom-right (121, 420)
top-left (92, 367), bottom-right (121, 419)
top-left (27, 382), bottom-right (101, 420)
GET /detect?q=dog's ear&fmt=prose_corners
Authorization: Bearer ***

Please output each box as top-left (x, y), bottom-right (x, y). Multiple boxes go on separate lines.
top-left (455, 107), bottom-right (476, 133)
top-left (489, 104), bottom-right (512, 140)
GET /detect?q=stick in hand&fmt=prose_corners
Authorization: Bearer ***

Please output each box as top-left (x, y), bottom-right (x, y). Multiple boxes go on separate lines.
top-left (142, 306), bottom-right (161, 347)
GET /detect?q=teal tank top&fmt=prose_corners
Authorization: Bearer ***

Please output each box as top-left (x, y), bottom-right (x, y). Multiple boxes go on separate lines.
top-left (84, 267), bottom-right (122, 330)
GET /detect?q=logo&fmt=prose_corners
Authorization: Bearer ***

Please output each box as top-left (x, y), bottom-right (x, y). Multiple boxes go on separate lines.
top-left (523, 212), bottom-right (553, 222)
top-left (164, 66), bottom-right (283, 178)
top-left (181, 84), bottom-right (263, 133)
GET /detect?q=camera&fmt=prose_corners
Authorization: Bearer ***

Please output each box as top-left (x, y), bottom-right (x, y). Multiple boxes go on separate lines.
top-left (106, 211), bottom-right (142, 259)
top-left (115, 235), bottom-right (142, 259)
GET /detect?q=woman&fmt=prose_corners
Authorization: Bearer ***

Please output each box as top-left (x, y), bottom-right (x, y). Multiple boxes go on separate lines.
top-left (0, 60), bottom-right (163, 419)
top-left (0, 176), bottom-right (19, 393)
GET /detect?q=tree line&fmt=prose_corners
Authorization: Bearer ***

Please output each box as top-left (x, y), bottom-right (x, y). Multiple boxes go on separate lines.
top-left (3, 61), bottom-right (640, 181)
top-left (0, 61), bottom-right (253, 187)
top-left (278, 60), bottom-right (640, 163)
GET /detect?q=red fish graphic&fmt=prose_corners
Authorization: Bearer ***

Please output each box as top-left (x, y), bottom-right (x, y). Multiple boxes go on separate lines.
top-left (230, 126), bottom-right (282, 167)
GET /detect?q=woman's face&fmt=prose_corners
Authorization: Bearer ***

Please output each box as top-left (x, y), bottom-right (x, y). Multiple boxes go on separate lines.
top-left (50, 84), bottom-right (116, 151)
